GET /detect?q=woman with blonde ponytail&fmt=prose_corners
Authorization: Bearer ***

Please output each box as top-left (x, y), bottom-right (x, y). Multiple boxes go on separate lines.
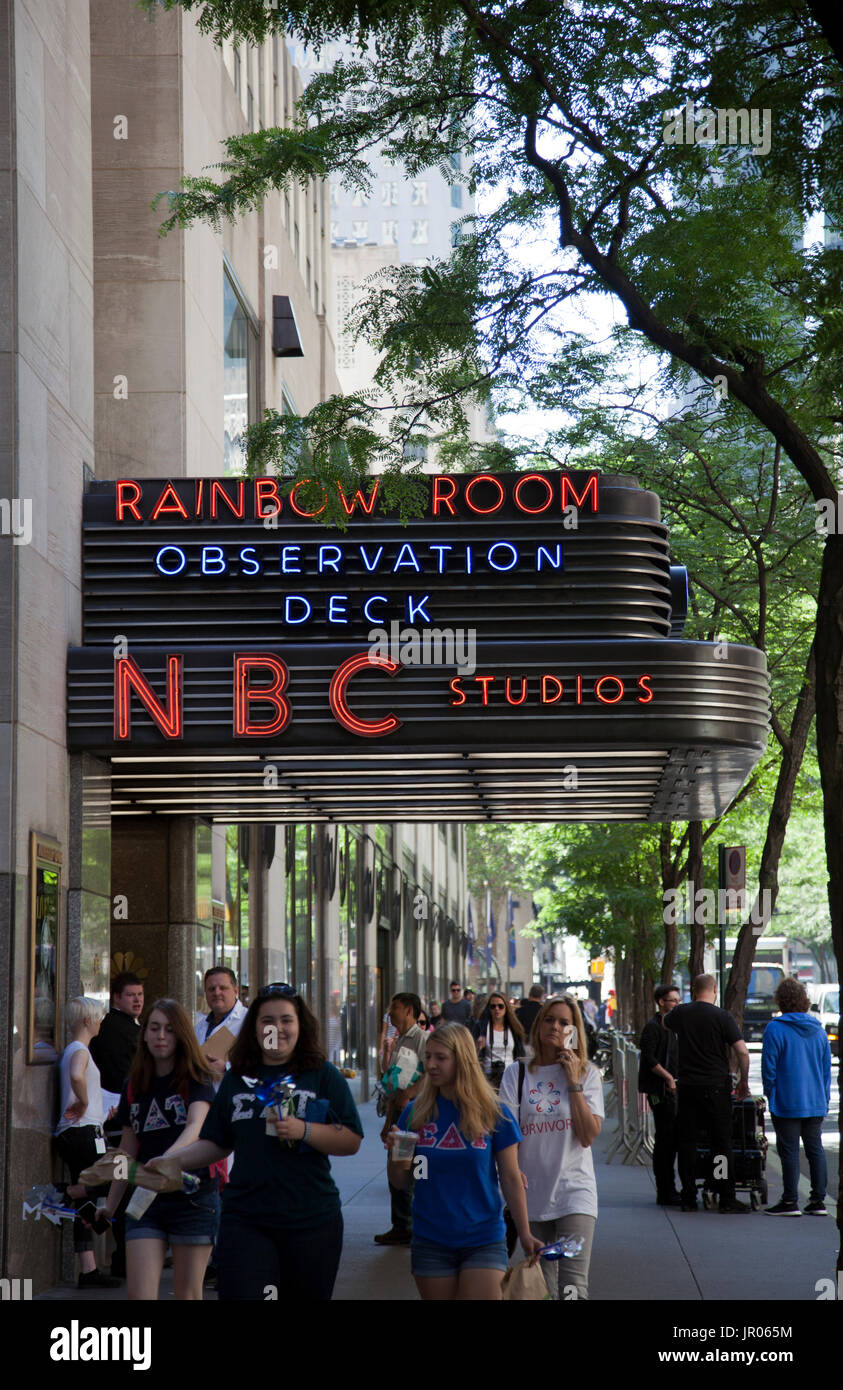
top-left (386, 1022), bottom-right (543, 1299)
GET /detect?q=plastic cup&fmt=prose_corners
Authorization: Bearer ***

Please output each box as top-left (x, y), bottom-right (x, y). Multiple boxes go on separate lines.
top-left (391, 1130), bottom-right (417, 1161)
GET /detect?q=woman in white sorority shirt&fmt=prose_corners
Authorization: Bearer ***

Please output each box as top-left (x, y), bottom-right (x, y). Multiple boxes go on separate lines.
top-left (499, 994), bottom-right (603, 1300)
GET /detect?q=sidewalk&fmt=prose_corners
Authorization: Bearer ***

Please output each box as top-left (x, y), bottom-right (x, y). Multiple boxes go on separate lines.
top-left (38, 1096), bottom-right (839, 1302)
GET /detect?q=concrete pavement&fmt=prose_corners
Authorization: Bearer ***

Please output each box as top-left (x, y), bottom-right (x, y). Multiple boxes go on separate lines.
top-left (37, 1091), bottom-right (839, 1302)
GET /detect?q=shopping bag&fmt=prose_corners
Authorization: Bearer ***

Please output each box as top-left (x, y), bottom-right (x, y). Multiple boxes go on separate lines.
top-left (78, 1150), bottom-right (185, 1192)
top-left (501, 1257), bottom-right (551, 1301)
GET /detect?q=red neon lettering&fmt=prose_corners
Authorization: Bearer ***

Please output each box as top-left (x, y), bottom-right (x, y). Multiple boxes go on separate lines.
top-left (210, 479), bottom-right (245, 520)
top-left (541, 675), bottom-right (563, 704)
top-left (595, 675), bottom-right (625, 704)
top-left (255, 478), bottom-right (282, 519)
top-left (114, 655), bottom-right (183, 740)
top-left (637, 674), bottom-right (654, 704)
top-left (474, 676), bottom-right (495, 705)
top-left (289, 480), bottom-right (327, 518)
top-left (337, 479), bottom-right (380, 516)
top-left (150, 483), bottom-right (190, 522)
top-left (505, 677), bottom-right (528, 705)
top-left (195, 479), bottom-right (204, 515)
top-left (330, 654), bottom-right (401, 738)
top-left (560, 473), bottom-right (599, 512)
top-left (449, 677), bottom-right (467, 707)
top-left (464, 474), bottom-right (505, 515)
top-left (233, 655), bottom-right (290, 736)
top-left (116, 480), bottom-right (142, 522)
top-left (513, 474), bottom-right (553, 515)
top-left (432, 476), bottom-right (457, 516)
top-left (576, 674), bottom-right (582, 704)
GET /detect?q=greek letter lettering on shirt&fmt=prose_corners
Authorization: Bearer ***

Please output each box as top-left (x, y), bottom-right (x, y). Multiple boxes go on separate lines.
top-left (230, 1083), bottom-right (317, 1122)
top-left (415, 1121), bottom-right (489, 1150)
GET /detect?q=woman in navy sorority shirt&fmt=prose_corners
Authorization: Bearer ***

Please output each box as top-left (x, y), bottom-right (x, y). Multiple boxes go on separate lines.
top-left (152, 983), bottom-right (363, 1301)
top-left (387, 1021), bottom-right (543, 1299)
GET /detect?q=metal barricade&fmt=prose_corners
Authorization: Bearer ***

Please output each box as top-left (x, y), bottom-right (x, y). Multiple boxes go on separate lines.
top-left (605, 1037), bottom-right (653, 1166)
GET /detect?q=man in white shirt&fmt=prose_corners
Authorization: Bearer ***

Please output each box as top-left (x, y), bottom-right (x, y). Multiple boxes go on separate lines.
top-left (195, 966), bottom-right (248, 1083)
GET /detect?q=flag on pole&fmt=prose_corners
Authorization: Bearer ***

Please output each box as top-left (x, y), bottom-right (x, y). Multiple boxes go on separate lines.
top-left (467, 898), bottom-right (475, 966)
top-left (508, 892), bottom-right (517, 969)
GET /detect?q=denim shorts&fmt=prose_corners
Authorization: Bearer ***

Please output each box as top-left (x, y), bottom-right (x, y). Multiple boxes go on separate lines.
top-left (125, 1188), bottom-right (219, 1246)
top-left (411, 1236), bottom-right (509, 1277)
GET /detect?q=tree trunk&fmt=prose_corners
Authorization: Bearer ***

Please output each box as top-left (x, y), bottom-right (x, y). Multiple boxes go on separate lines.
top-left (813, 533), bottom-right (843, 1274)
top-left (687, 821), bottom-right (706, 979)
top-left (659, 823), bottom-right (679, 984)
top-left (725, 647), bottom-right (816, 1029)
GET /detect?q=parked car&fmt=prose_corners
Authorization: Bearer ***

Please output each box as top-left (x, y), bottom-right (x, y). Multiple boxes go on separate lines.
top-left (806, 983), bottom-right (840, 1058)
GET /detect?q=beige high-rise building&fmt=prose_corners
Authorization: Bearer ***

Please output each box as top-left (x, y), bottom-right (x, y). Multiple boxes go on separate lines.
top-left (0, 0), bottom-right (466, 1292)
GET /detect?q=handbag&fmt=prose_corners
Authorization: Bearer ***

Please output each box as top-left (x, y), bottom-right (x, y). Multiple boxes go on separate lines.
top-left (501, 1257), bottom-right (550, 1301)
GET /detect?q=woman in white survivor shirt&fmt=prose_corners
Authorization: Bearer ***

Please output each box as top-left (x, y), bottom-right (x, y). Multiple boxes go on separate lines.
top-left (499, 995), bottom-right (604, 1300)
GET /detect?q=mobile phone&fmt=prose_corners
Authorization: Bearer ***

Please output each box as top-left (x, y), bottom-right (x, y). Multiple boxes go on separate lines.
top-left (562, 1025), bottom-right (578, 1051)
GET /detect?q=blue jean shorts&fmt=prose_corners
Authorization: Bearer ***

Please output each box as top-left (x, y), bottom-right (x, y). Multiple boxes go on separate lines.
top-left (125, 1188), bottom-right (219, 1246)
top-left (411, 1236), bottom-right (509, 1277)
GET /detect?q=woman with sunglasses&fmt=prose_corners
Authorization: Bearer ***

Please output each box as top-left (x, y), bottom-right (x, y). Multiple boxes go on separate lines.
top-left (474, 993), bottom-right (526, 1091)
top-left (499, 995), bottom-right (604, 1300)
top-left (148, 983), bottom-right (363, 1301)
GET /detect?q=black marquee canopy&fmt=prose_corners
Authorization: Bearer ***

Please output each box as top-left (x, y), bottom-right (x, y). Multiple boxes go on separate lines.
top-left (66, 471), bottom-right (770, 823)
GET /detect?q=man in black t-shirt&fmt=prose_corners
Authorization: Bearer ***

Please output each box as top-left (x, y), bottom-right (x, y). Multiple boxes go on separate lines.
top-left (639, 983), bottom-right (681, 1205)
top-left (665, 974), bottom-right (751, 1213)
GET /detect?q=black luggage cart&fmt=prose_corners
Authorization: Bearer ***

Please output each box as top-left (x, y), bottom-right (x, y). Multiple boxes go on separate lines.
top-left (695, 1096), bottom-right (768, 1209)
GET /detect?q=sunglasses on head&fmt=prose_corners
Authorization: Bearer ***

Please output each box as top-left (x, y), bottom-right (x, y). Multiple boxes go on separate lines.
top-left (257, 982), bottom-right (296, 1000)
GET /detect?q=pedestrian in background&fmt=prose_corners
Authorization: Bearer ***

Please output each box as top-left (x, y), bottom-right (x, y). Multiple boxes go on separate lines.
top-left (473, 992), bottom-right (525, 1091)
top-left (89, 970), bottom-right (145, 1279)
top-left (441, 982), bottom-right (473, 1026)
top-left (638, 984), bottom-right (681, 1206)
top-left (375, 993), bottom-right (428, 1246)
top-left (430, 1001), bottom-right (443, 1027)
top-left (500, 995), bottom-right (603, 1300)
top-left (761, 977), bottom-right (831, 1216)
top-left (665, 974), bottom-right (751, 1214)
top-left (194, 966), bottom-right (248, 1085)
top-left (516, 984), bottom-right (546, 1036)
top-left (153, 983), bottom-right (363, 1300)
top-left (54, 996), bottom-right (120, 1289)
top-left (387, 1022), bottom-right (543, 1300)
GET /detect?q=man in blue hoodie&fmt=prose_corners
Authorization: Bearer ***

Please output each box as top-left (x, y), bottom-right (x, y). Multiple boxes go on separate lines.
top-left (761, 977), bottom-right (832, 1216)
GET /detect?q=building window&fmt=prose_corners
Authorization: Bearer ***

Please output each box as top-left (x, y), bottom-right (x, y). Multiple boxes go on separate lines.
top-left (411, 180), bottom-right (428, 206)
top-left (223, 263), bottom-right (258, 474)
top-left (234, 46), bottom-right (242, 99)
top-left (411, 219), bottom-right (429, 245)
top-left (248, 84), bottom-right (255, 131)
top-left (381, 180), bottom-right (399, 207)
top-left (450, 184), bottom-right (463, 208)
top-left (352, 220), bottom-right (368, 242)
top-left (382, 220), bottom-right (399, 245)
top-left (272, 34), bottom-right (280, 125)
top-left (294, 223), bottom-right (300, 263)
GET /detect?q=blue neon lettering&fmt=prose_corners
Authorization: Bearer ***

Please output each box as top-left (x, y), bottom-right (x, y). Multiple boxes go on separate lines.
top-left (393, 543), bottom-right (421, 572)
top-left (280, 545), bottom-right (301, 574)
top-left (359, 545), bottom-right (384, 572)
top-left (319, 545), bottom-right (343, 574)
top-left (328, 594), bottom-right (349, 623)
top-left (284, 595), bottom-right (312, 624)
top-left (202, 545), bottom-right (227, 575)
top-left (406, 594), bottom-right (432, 623)
top-left (240, 546), bottom-right (260, 575)
top-left (428, 544), bottom-right (453, 573)
top-left (363, 594), bottom-right (388, 623)
top-left (155, 545), bottom-right (187, 576)
top-left (536, 544), bottom-right (563, 571)
top-left (466, 546), bottom-right (472, 574)
top-left (487, 542), bottom-right (518, 571)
